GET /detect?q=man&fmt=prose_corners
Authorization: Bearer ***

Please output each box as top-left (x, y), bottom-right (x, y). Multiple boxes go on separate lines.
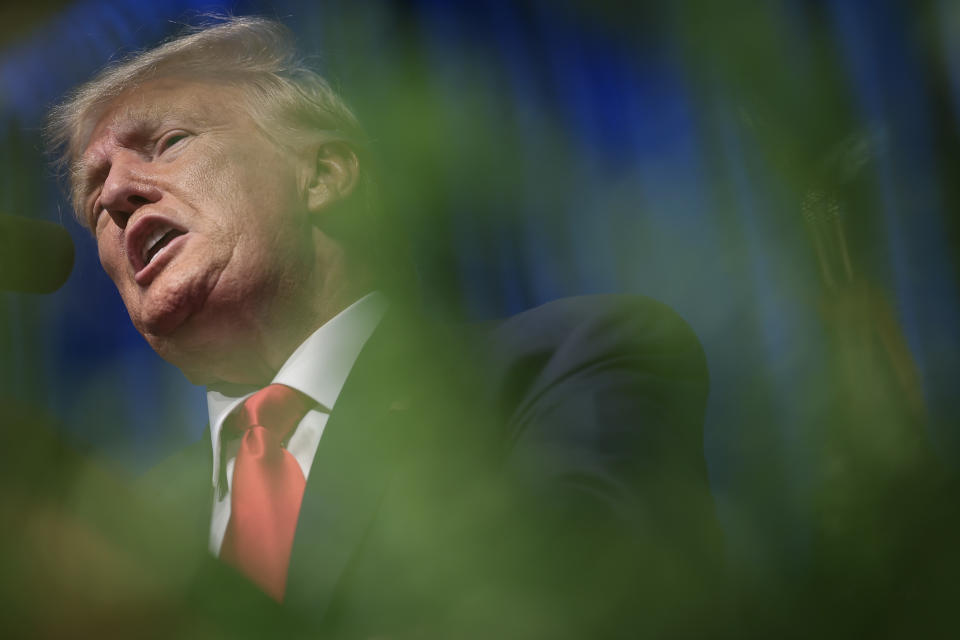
top-left (47, 16), bottom-right (723, 638)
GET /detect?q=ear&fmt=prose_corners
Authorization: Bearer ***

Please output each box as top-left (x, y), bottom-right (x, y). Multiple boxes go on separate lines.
top-left (305, 141), bottom-right (360, 214)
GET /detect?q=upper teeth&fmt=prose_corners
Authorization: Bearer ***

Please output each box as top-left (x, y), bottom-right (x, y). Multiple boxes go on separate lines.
top-left (142, 227), bottom-right (171, 265)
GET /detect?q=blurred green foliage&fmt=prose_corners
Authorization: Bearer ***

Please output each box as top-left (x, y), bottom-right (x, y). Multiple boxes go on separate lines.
top-left (1, 0), bottom-right (959, 636)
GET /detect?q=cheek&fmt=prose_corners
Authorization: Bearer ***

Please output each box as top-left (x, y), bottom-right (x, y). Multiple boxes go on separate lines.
top-left (96, 230), bottom-right (142, 313)
top-left (174, 153), bottom-right (228, 212)
top-left (188, 137), bottom-right (300, 216)
top-left (96, 229), bottom-right (125, 281)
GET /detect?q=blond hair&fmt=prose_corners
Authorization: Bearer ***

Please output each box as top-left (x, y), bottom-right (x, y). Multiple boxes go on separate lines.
top-left (45, 15), bottom-right (369, 226)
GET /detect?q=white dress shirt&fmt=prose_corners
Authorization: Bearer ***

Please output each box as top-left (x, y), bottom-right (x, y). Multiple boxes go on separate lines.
top-left (205, 292), bottom-right (388, 556)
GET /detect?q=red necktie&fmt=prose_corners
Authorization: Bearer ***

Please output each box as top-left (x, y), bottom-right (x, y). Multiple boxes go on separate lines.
top-left (219, 383), bottom-right (315, 602)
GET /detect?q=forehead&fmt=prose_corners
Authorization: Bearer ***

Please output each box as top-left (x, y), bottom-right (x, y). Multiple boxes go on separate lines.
top-left (83, 78), bottom-right (244, 149)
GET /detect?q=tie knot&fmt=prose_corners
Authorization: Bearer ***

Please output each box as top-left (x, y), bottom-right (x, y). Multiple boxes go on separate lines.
top-left (225, 383), bottom-right (315, 441)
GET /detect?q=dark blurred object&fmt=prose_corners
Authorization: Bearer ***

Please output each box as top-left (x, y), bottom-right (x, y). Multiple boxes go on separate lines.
top-left (0, 1), bottom-right (75, 46)
top-left (0, 213), bottom-right (74, 293)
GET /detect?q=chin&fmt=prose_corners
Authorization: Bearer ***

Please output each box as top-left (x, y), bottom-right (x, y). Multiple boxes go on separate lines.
top-left (132, 270), bottom-right (289, 387)
top-left (140, 311), bottom-right (190, 339)
top-left (137, 278), bottom-right (214, 336)
top-left (138, 297), bottom-right (213, 374)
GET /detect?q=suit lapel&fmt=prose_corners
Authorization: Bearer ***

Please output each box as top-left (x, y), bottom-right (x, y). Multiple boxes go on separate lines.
top-left (283, 309), bottom-right (420, 618)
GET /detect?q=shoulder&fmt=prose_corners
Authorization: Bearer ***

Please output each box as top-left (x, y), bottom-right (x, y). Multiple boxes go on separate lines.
top-left (486, 294), bottom-right (705, 372)
top-left (475, 294), bottom-right (709, 427)
top-left (457, 297), bottom-right (724, 633)
top-left (493, 293), bottom-right (702, 344)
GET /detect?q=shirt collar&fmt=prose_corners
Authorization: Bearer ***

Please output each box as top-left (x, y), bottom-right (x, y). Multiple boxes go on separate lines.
top-left (206, 291), bottom-right (388, 486)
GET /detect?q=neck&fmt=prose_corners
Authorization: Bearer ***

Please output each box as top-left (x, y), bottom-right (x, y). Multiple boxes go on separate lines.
top-left (203, 277), bottom-right (373, 393)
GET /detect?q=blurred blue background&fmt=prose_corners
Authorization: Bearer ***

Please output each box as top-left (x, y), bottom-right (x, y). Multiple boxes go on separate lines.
top-left (1, 0), bottom-right (958, 588)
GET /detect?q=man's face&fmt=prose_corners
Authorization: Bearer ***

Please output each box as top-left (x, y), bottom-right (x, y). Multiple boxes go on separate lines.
top-left (79, 78), bottom-right (321, 384)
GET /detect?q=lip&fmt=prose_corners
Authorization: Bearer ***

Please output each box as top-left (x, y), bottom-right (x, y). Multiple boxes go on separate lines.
top-left (125, 214), bottom-right (189, 286)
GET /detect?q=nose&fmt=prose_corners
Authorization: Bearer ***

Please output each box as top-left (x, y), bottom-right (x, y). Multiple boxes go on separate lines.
top-left (98, 152), bottom-right (162, 229)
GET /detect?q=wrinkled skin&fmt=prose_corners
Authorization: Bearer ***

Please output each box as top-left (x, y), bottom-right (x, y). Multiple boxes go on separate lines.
top-left (80, 78), bottom-right (356, 388)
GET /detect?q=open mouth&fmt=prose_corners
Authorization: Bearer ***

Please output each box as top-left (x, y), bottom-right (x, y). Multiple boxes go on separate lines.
top-left (126, 214), bottom-right (189, 283)
top-left (142, 227), bottom-right (186, 267)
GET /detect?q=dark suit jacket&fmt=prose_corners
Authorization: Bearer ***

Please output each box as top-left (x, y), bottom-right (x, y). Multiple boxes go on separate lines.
top-left (134, 295), bottom-right (723, 638)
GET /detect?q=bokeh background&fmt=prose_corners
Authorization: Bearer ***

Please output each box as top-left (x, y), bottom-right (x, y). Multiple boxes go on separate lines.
top-left (2, 0), bottom-right (959, 632)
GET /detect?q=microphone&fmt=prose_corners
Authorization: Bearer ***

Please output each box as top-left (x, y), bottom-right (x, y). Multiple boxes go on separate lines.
top-left (0, 213), bottom-right (75, 293)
